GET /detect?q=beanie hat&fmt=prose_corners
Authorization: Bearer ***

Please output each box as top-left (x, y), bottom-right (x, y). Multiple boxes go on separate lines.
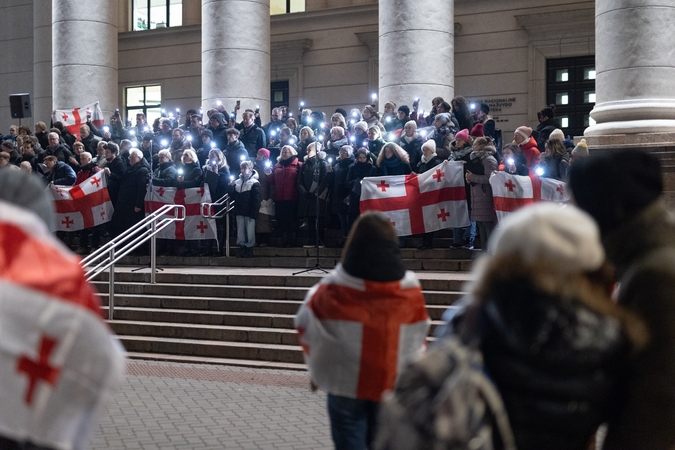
top-left (569, 149), bottom-right (663, 234)
top-left (200, 129), bottom-right (213, 139)
top-left (489, 203), bottom-right (604, 273)
top-left (571, 139), bottom-right (589, 158)
top-left (455, 128), bottom-right (470, 143)
top-left (354, 121), bottom-right (368, 133)
top-left (480, 103), bottom-right (490, 115)
top-left (549, 128), bottom-right (565, 141)
top-left (143, 132), bottom-right (154, 141)
top-left (470, 123), bottom-right (484, 138)
top-left (398, 105), bottom-right (410, 116)
top-left (186, 109), bottom-right (198, 116)
top-left (421, 139), bottom-right (436, 153)
top-left (0, 170), bottom-right (55, 231)
top-left (514, 126), bottom-right (532, 142)
top-left (435, 113), bottom-right (451, 125)
top-left (404, 120), bottom-right (417, 130)
top-left (257, 148), bottom-right (270, 159)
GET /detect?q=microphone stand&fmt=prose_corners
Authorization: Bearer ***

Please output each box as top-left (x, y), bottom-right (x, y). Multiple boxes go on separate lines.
top-left (293, 143), bottom-right (329, 276)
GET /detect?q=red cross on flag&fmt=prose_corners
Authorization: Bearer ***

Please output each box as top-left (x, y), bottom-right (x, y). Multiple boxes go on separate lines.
top-left (51, 101), bottom-right (104, 140)
top-left (49, 173), bottom-right (114, 232)
top-left (490, 172), bottom-right (571, 222)
top-left (0, 200), bottom-right (125, 448)
top-left (359, 161), bottom-right (470, 236)
top-left (295, 265), bottom-right (430, 401)
top-left (144, 185), bottom-right (217, 241)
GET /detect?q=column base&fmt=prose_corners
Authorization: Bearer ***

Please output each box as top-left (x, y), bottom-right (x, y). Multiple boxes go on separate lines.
top-left (584, 119), bottom-right (675, 137)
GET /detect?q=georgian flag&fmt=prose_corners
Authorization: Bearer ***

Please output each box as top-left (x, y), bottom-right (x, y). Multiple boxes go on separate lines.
top-left (360, 161), bottom-right (470, 236)
top-left (0, 200), bottom-right (125, 450)
top-left (144, 185), bottom-right (217, 241)
top-left (50, 173), bottom-right (114, 232)
top-left (295, 265), bottom-right (430, 402)
top-left (51, 101), bottom-right (104, 140)
top-left (490, 171), bottom-right (570, 222)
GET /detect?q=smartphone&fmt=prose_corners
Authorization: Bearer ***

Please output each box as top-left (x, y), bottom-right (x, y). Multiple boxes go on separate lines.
top-left (236, 100), bottom-right (241, 107)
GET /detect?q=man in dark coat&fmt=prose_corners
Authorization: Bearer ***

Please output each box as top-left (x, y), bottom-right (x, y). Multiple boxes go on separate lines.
top-left (207, 112), bottom-right (229, 149)
top-left (44, 132), bottom-right (73, 164)
top-left (535, 105), bottom-right (558, 152)
top-left (108, 149), bottom-right (150, 238)
top-left (569, 149), bottom-right (675, 450)
top-left (102, 142), bottom-right (128, 206)
top-left (239, 111), bottom-right (266, 158)
top-left (224, 128), bottom-right (248, 178)
top-left (79, 125), bottom-right (101, 155)
top-left (43, 155), bottom-right (76, 186)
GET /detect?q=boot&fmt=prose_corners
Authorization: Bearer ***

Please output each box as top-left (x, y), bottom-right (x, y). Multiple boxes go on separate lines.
top-left (237, 246), bottom-right (246, 258)
top-left (244, 247), bottom-right (254, 258)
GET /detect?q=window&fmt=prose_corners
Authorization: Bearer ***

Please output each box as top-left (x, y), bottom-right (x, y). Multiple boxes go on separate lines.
top-left (133, 0), bottom-right (182, 31)
top-left (125, 85), bottom-right (162, 128)
top-left (271, 0), bottom-right (305, 15)
top-left (271, 81), bottom-right (289, 111)
top-left (546, 56), bottom-right (596, 138)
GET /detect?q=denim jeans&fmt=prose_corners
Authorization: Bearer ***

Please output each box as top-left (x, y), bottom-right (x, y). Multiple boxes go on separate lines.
top-left (327, 394), bottom-right (380, 450)
top-left (235, 215), bottom-right (256, 248)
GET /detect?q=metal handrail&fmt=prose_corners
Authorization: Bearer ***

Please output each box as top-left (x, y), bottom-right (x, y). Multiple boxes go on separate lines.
top-left (201, 194), bottom-right (235, 257)
top-left (81, 204), bottom-right (185, 320)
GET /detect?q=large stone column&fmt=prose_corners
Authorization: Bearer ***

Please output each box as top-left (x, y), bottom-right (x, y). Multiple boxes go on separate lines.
top-left (202, 0), bottom-right (270, 122)
top-left (34, 0), bottom-right (52, 124)
top-left (585, 1), bottom-right (675, 136)
top-left (379, 0), bottom-right (453, 109)
top-left (52, 0), bottom-right (118, 117)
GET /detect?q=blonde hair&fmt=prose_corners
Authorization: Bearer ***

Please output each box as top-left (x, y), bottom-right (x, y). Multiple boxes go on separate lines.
top-left (377, 143), bottom-right (410, 167)
top-left (182, 148), bottom-right (198, 163)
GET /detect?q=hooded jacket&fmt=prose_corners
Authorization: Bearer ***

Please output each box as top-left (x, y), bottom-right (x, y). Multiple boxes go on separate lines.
top-left (233, 170), bottom-right (261, 218)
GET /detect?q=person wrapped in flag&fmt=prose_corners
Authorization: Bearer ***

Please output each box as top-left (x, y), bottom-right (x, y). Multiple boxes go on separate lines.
top-left (295, 211), bottom-right (430, 450)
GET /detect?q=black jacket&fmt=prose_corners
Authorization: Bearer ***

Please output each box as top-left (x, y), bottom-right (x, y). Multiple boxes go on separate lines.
top-left (176, 162), bottom-right (203, 189)
top-left (415, 155), bottom-right (443, 174)
top-left (152, 161), bottom-right (178, 187)
top-left (224, 140), bottom-right (248, 177)
top-left (203, 164), bottom-right (232, 201)
top-left (45, 144), bottom-right (73, 165)
top-left (328, 156), bottom-right (354, 215)
top-left (106, 156), bottom-right (128, 205)
top-left (399, 136), bottom-right (423, 169)
top-left (239, 125), bottom-right (266, 157)
top-left (110, 159), bottom-right (150, 232)
top-left (80, 133), bottom-right (101, 155)
top-left (233, 170), bottom-right (261, 219)
top-left (297, 155), bottom-right (330, 218)
top-left (345, 161), bottom-right (377, 215)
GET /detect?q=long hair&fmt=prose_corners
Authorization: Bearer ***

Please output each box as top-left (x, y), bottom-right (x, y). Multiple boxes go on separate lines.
top-left (377, 142), bottom-right (410, 167)
top-left (545, 138), bottom-right (567, 159)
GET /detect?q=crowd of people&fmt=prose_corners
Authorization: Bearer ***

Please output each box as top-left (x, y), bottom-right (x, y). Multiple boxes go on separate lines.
top-left (0, 97), bottom-right (590, 254)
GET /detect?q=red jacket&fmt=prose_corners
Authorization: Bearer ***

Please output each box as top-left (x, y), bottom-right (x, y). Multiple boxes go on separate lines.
top-left (75, 163), bottom-right (100, 185)
top-left (267, 157), bottom-right (301, 201)
top-left (519, 137), bottom-right (541, 170)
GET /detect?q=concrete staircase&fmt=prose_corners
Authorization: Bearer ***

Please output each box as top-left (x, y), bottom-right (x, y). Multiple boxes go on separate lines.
top-left (93, 251), bottom-right (473, 370)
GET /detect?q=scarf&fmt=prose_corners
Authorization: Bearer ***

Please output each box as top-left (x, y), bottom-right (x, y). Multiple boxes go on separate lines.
top-left (421, 152), bottom-right (438, 164)
top-left (279, 155), bottom-right (297, 167)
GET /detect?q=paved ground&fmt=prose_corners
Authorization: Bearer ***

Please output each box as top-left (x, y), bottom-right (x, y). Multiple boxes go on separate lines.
top-left (90, 360), bottom-right (332, 450)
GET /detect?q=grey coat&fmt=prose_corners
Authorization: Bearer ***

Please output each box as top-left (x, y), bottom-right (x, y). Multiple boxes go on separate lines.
top-left (467, 148), bottom-right (497, 223)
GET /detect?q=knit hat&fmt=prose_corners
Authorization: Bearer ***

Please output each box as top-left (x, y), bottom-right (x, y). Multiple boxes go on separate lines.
top-left (571, 139), bottom-right (589, 158)
top-left (549, 128), bottom-right (565, 141)
top-left (200, 129), bottom-right (213, 139)
top-left (489, 203), bottom-right (605, 273)
top-left (455, 128), bottom-right (470, 143)
top-left (142, 132), bottom-right (154, 141)
top-left (480, 103), bottom-right (490, 115)
top-left (354, 121), bottom-right (368, 133)
top-left (569, 148), bottom-right (663, 234)
top-left (435, 113), bottom-right (451, 125)
top-left (398, 105), bottom-right (410, 116)
top-left (257, 148), bottom-right (270, 159)
top-left (514, 126), bottom-right (532, 142)
top-left (404, 120), bottom-right (417, 130)
top-left (421, 140), bottom-right (436, 153)
top-left (0, 170), bottom-right (55, 231)
top-left (470, 123), bottom-right (484, 138)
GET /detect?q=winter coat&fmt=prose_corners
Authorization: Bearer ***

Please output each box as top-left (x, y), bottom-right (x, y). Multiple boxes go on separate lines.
top-left (399, 136), bottom-right (423, 169)
top-left (467, 146), bottom-right (498, 223)
top-left (176, 162), bottom-right (202, 189)
top-left (368, 138), bottom-right (386, 159)
top-left (208, 117), bottom-right (228, 149)
top-left (35, 131), bottom-right (49, 150)
top-left (325, 137), bottom-right (350, 159)
top-left (415, 154), bottom-right (443, 174)
top-left (447, 265), bottom-right (632, 450)
top-left (80, 133), bottom-right (101, 155)
top-left (46, 161), bottom-right (77, 186)
top-left (430, 126), bottom-right (454, 160)
top-left (224, 140), bottom-right (248, 177)
top-left (202, 164), bottom-right (232, 201)
top-left (541, 154), bottom-right (570, 181)
top-left (254, 160), bottom-right (274, 233)
top-left (345, 161), bottom-right (377, 216)
top-left (601, 202), bottom-right (675, 450)
top-left (45, 144), bottom-right (73, 165)
top-left (152, 161), bottom-right (178, 187)
top-left (378, 155), bottom-right (411, 176)
top-left (499, 152), bottom-right (529, 176)
top-left (297, 155), bottom-right (329, 218)
top-left (296, 136), bottom-right (316, 162)
top-left (18, 152), bottom-right (39, 173)
top-left (110, 158), bottom-right (150, 232)
top-left (535, 118), bottom-right (559, 152)
top-left (328, 156), bottom-right (354, 215)
top-left (239, 124), bottom-right (266, 157)
top-left (75, 163), bottom-right (100, 185)
top-left (268, 156), bottom-right (301, 202)
top-left (233, 170), bottom-right (261, 219)
top-left (105, 155), bottom-right (128, 206)
top-left (519, 136), bottom-right (541, 170)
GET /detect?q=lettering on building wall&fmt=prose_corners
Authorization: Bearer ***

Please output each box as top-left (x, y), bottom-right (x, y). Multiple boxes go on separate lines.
top-left (474, 97), bottom-right (518, 125)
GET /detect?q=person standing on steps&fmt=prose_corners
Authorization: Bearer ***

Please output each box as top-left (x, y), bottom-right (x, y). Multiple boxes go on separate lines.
top-left (232, 160), bottom-right (261, 258)
top-left (266, 145), bottom-right (302, 248)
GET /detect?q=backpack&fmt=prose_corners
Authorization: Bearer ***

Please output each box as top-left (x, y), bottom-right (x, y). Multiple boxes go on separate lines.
top-left (374, 337), bottom-right (517, 450)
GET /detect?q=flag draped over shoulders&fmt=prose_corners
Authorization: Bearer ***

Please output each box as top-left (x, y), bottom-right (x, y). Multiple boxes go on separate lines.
top-left (295, 264), bottom-right (430, 402)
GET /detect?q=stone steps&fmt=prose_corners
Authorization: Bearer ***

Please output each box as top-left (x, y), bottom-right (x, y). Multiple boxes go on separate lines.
top-left (96, 265), bottom-right (469, 369)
